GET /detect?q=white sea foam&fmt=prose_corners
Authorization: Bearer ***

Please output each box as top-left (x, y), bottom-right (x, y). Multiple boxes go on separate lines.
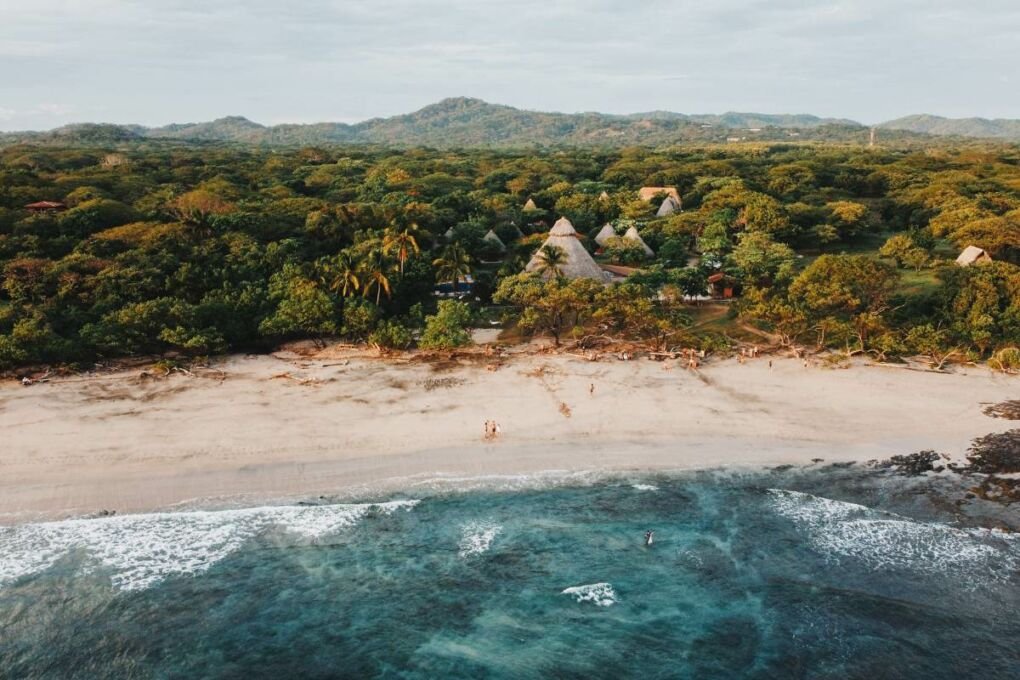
top-left (458, 521), bottom-right (502, 558)
top-left (0, 500), bottom-right (418, 592)
top-left (562, 582), bottom-right (618, 607)
top-left (767, 489), bottom-right (1017, 582)
top-left (631, 484), bottom-right (659, 492)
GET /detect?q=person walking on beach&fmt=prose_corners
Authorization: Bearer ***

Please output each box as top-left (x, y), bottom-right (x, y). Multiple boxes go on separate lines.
top-left (589, 383), bottom-right (595, 396)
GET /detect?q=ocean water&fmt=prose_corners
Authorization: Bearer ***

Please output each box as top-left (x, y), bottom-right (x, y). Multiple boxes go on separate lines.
top-left (1, 467), bottom-right (1018, 679)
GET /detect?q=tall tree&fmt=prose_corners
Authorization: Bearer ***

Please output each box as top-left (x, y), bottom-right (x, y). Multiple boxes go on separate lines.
top-left (433, 243), bottom-right (473, 292)
top-left (360, 248), bottom-right (394, 305)
top-left (533, 244), bottom-right (568, 280)
top-left (383, 224), bottom-right (421, 275)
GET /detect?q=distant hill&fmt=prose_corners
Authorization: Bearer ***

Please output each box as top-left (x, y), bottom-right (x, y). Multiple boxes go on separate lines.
top-left (4, 97), bottom-right (1015, 148)
top-left (878, 114), bottom-right (1020, 140)
top-left (631, 111), bottom-right (860, 129)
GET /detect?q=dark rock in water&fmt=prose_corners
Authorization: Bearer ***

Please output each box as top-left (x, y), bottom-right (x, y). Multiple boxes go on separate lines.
top-left (966, 429), bottom-right (1020, 474)
top-left (970, 477), bottom-right (1020, 505)
top-left (879, 450), bottom-right (943, 476)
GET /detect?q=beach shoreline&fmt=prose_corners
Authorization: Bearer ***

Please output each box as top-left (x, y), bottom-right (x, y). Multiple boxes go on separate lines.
top-left (1, 350), bottom-right (1016, 523)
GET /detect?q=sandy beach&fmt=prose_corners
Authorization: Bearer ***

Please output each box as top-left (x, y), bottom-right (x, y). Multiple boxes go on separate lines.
top-left (1, 349), bottom-right (1016, 522)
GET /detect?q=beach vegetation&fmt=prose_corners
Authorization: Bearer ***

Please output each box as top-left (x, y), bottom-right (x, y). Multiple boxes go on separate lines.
top-left (419, 300), bottom-right (473, 349)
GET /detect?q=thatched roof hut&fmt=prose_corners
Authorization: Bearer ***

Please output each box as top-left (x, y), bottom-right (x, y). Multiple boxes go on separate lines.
top-left (638, 187), bottom-right (681, 205)
top-left (525, 217), bottom-right (608, 281)
top-left (656, 195), bottom-right (681, 217)
top-left (483, 229), bottom-right (506, 250)
top-left (594, 223), bottom-right (617, 247)
top-left (624, 225), bottom-right (655, 257)
top-left (598, 191), bottom-right (610, 201)
top-left (956, 245), bottom-right (992, 267)
top-left (523, 198), bottom-right (539, 211)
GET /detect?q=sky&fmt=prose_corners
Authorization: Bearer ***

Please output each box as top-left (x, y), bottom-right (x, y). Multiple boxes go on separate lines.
top-left (1, 0), bottom-right (1017, 130)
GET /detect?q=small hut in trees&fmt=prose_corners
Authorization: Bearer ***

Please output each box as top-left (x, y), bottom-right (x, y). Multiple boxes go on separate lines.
top-left (483, 229), bottom-right (506, 251)
top-left (444, 227), bottom-right (455, 240)
top-left (24, 201), bottom-right (66, 213)
top-left (525, 217), bottom-right (608, 281)
top-left (707, 272), bottom-right (737, 299)
top-left (594, 223), bottom-right (617, 247)
top-left (624, 225), bottom-right (655, 257)
top-left (955, 245), bottom-right (992, 267)
top-left (656, 195), bottom-right (681, 217)
top-left (598, 191), bottom-right (610, 201)
top-left (523, 198), bottom-right (539, 211)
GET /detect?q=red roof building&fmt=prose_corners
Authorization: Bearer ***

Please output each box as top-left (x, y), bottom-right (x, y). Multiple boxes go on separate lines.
top-left (24, 201), bottom-right (66, 212)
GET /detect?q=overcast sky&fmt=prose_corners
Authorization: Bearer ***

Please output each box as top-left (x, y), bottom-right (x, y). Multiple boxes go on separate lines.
top-left (1, 0), bottom-right (1017, 130)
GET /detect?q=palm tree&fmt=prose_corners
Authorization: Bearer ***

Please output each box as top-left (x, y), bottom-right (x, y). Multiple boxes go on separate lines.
top-left (433, 243), bottom-right (473, 293)
top-left (383, 224), bottom-right (420, 275)
top-left (534, 244), bottom-right (568, 280)
top-left (326, 251), bottom-right (361, 298)
top-left (361, 247), bottom-right (394, 305)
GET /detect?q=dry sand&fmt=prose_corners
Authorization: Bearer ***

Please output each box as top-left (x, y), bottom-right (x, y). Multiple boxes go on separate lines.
top-left (1, 350), bottom-right (1016, 522)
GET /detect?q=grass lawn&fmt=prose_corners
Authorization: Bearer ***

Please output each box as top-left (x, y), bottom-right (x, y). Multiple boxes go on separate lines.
top-left (896, 267), bottom-right (942, 297)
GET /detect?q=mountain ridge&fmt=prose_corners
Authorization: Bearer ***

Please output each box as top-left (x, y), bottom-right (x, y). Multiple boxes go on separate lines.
top-left (2, 97), bottom-right (1017, 147)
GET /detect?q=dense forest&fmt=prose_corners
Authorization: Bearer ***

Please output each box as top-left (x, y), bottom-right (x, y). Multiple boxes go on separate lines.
top-left (1, 138), bottom-right (1019, 371)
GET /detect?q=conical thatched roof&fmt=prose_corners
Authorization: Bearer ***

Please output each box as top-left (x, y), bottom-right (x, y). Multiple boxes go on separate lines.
top-left (483, 229), bottom-right (506, 250)
top-left (525, 217), bottom-right (608, 281)
top-left (594, 223), bottom-right (617, 247)
top-left (624, 225), bottom-right (655, 256)
top-left (656, 195), bottom-right (681, 217)
top-left (523, 198), bottom-right (538, 211)
top-left (599, 191), bottom-right (610, 201)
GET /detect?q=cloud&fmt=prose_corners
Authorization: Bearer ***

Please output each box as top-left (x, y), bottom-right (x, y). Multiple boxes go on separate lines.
top-left (0, 0), bottom-right (1018, 128)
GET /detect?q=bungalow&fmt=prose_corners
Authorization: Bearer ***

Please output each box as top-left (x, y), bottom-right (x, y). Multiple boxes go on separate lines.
top-left (24, 201), bottom-right (66, 213)
top-left (707, 272), bottom-right (737, 299)
top-left (955, 245), bottom-right (992, 267)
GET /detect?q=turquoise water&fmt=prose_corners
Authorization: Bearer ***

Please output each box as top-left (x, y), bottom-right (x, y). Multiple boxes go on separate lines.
top-left (1, 467), bottom-right (1018, 679)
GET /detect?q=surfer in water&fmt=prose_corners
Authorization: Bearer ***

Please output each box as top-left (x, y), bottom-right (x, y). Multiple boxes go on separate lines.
top-left (644, 530), bottom-right (654, 546)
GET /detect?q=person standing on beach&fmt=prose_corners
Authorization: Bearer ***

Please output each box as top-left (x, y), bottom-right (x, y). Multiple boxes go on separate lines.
top-left (589, 383), bottom-right (595, 396)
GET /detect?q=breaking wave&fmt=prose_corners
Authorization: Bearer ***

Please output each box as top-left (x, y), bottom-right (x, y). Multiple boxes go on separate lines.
top-left (767, 489), bottom-right (1018, 582)
top-left (458, 521), bottom-right (502, 558)
top-left (0, 500), bottom-right (418, 592)
top-left (631, 484), bottom-right (659, 492)
top-left (562, 582), bottom-right (618, 607)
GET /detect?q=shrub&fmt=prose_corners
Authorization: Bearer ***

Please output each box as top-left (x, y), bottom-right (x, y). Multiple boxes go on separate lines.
top-left (419, 300), bottom-right (473, 349)
top-left (369, 319), bottom-right (413, 350)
